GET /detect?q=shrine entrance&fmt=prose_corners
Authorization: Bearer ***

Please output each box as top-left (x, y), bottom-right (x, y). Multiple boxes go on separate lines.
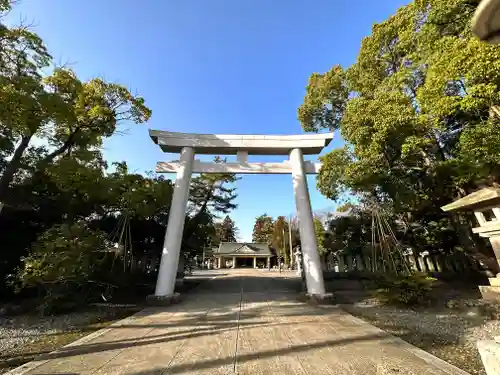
top-left (149, 130), bottom-right (333, 299)
top-left (236, 258), bottom-right (254, 268)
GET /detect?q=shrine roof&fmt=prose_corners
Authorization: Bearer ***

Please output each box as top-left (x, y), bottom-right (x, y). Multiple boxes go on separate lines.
top-left (214, 242), bottom-right (274, 256)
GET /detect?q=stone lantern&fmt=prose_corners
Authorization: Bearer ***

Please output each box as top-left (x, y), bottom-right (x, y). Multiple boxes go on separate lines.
top-left (441, 187), bottom-right (500, 300)
top-left (294, 247), bottom-right (303, 276)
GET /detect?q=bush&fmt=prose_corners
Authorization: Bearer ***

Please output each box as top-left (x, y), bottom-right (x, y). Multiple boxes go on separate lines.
top-left (15, 222), bottom-right (108, 315)
top-left (374, 272), bottom-right (436, 306)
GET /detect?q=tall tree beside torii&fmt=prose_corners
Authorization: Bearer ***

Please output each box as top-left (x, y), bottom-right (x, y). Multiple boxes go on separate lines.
top-left (298, 0), bottom-right (500, 263)
top-left (181, 159), bottom-right (239, 252)
top-left (187, 157), bottom-right (239, 218)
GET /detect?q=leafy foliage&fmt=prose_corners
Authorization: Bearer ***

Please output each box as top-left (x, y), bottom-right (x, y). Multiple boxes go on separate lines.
top-left (188, 157), bottom-right (238, 216)
top-left (313, 217), bottom-right (327, 256)
top-left (252, 213), bottom-right (275, 244)
top-left (18, 223), bottom-right (106, 287)
top-left (298, 0), bottom-right (498, 268)
top-left (271, 216), bottom-right (290, 264)
top-left (183, 160), bottom-right (239, 254)
top-left (15, 222), bottom-right (107, 313)
top-left (0, 65), bottom-right (151, 203)
top-left (251, 214), bottom-right (302, 266)
top-left (216, 215), bottom-right (239, 243)
top-left (375, 273), bottom-right (437, 306)
top-left (0, 3), bottom-right (238, 313)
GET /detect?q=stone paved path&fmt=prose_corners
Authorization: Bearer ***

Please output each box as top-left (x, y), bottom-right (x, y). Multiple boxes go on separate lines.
top-left (8, 269), bottom-right (470, 375)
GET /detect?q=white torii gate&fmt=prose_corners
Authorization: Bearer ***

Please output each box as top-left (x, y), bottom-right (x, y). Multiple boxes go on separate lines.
top-left (149, 129), bottom-right (333, 300)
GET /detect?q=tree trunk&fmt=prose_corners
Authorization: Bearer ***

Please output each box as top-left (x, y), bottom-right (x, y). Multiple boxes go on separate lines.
top-left (0, 134), bottom-right (32, 202)
top-left (40, 123), bottom-right (90, 165)
top-left (40, 138), bottom-right (74, 164)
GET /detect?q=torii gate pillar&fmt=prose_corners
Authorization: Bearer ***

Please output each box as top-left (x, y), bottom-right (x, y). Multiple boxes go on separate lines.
top-left (154, 146), bottom-right (194, 297)
top-left (149, 130), bottom-right (333, 300)
top-left (290, 148), bottom-right (325, 295)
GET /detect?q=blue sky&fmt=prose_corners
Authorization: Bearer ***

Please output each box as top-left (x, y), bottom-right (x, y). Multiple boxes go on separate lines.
top-left (7, 0), bottom-right (407, 241)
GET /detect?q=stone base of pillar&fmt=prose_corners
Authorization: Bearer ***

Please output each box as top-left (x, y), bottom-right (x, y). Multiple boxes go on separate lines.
top-left (479, 285), bottom-right (500, 302)
top-left (146, 292), bottom-right (181, 306)
top-left (489, 277), bottom-right (500, 286)
top-left (477, 338), bottom-right (500, 375)
top-left (297, 292), bottom-right (335, 305)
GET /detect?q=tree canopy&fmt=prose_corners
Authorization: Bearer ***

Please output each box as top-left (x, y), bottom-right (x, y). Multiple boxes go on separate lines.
top-left (271, 216), bottom-right (290, 264)
top-left (298, 0), bottom-right (498, 264)
top-left (252, 213), bottom-right (275, 244)
top-left (216, 215), bottom-right (239, 243)
top-left (0, 1), bottom-right (238, 311)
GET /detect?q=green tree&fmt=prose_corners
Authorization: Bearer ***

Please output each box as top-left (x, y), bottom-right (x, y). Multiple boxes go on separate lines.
top-left (16, 222), bottom-right (108, 313)
top-left (217, 215), bottom-right (238, 242)
top-left (271, 216), bottom-right (290, 264)
top-left (298, 0), bottom-right (499, 265)
top-left (313, 217), bottom-right (327, 256)
top-left (184, 158), bottom-right (239, 252)
top-left (252, 213), bottom-right (274, 244)
top-left (188, 157), bottom-right (238, 218)
top-left (336, 202), bottom-right (357, 214)
top-left (0, 2), bottom-right (221, 308)
top-left (326, 207), bottom-right (373, 256)
top-left (0, 11), bottom-right (52, 200)
top-left (0, 0), bottom-right (11, 11)
top-left (0, 67), bottom-right (151, 203)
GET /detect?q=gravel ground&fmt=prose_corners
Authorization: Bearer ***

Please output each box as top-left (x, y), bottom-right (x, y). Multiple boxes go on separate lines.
top-left (1, 305), bottom-right (135, 352)
top-left (341, 297), bottom-right (500, 375)
top-left (0, 304), bottom-right (140, 374)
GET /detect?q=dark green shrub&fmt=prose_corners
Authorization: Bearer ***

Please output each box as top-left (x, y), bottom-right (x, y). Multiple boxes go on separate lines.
top-left (15, 223), bottom-right (108, 315)
top-left (375, 272), bottom-right (436, 306)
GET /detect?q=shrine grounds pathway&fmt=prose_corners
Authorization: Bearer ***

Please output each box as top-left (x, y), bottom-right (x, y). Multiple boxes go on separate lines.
top-left (6, 269), bottom-right (470, 375)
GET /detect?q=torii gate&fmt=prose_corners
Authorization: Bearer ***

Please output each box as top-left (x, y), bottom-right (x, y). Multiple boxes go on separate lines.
top-left (149, 129), bottom-right (333, 300)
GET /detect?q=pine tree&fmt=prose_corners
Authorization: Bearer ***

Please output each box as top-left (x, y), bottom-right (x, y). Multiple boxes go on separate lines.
top-left (188, 157), bottom-right (239, 217)
top-left (252, 213), bottom-right (274, 244)
top-left (218, 215), bottom-right (238, 242)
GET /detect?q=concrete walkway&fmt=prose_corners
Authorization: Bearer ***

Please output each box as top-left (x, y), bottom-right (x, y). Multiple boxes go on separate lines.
top-left (8, 269), bottom-right (470, 375)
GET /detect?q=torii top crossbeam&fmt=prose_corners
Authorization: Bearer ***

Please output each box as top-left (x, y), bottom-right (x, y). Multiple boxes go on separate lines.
top-left (149, 130), bottom-right (333, 156)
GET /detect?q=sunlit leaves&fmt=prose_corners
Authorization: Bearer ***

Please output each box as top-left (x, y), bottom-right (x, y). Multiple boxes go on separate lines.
top-left (43, 68), bottom-right (152, 155)
top-left (316, 148), bottom-right (352, 200)
top-left (18, 222), bottom-right (107, 288)
top-left (252, 214), bottom-right (274, 244)
top-left (297, 0), bottom-right (500, 258)
top-left (300, 0), bottom-right (500, 208)
top-left (298, 65), bottom-right (348, 132)
top-left (313, 217), bottom-right (327, 255)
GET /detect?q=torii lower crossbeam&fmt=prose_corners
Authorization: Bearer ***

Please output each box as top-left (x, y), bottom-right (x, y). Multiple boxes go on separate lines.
top-left (156, 160), bottom-right (322, 174)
